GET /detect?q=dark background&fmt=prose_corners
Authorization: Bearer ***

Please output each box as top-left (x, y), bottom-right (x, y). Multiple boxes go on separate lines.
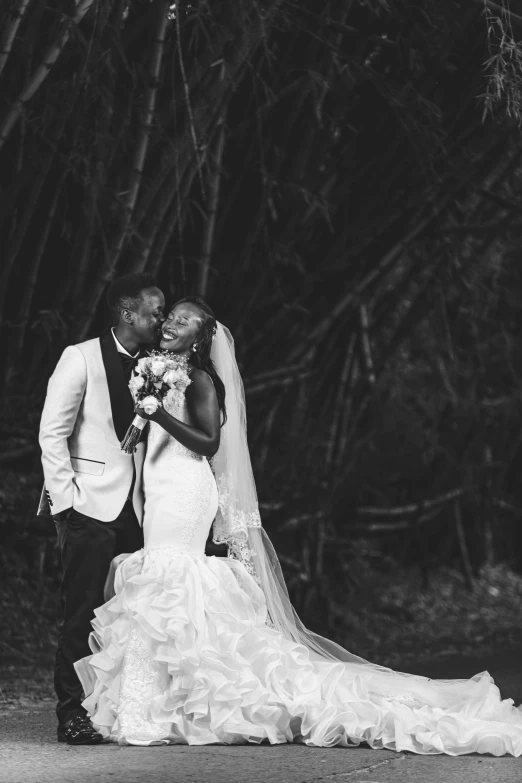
top-left (1, 1), bottom-right (522, 688)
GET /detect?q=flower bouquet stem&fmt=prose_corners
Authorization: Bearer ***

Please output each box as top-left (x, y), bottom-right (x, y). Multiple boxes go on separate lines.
top-left (120, 415), bottom-right (149, 454)
top-left (120, 396), bottom-right (161, 454)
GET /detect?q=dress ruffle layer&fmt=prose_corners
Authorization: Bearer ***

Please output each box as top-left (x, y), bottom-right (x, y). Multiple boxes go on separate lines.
top-left (75, 549), bottom-right (522, 755)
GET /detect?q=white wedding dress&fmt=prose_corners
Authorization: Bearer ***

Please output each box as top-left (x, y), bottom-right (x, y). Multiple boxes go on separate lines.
top-left (75, 388), bottom-right (522, 755)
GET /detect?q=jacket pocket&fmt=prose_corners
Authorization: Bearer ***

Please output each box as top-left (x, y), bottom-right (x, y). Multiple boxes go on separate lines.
top-left (70, 456), bottom-right (105, 476)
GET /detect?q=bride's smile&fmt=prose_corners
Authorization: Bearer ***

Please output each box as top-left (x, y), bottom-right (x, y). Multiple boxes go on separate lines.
top-left (160, 303), bottom-right (203, 354)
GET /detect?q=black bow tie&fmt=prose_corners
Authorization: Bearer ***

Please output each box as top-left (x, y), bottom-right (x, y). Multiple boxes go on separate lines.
top-left (119, 353), bottom-right (140, 381)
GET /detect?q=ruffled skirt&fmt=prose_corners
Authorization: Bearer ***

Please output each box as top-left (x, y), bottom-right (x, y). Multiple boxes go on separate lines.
top-left (75, 548), bottom-right (522, 755)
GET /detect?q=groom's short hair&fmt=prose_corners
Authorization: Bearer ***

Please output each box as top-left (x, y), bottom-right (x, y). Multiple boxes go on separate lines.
top-left (106, 273), bottom-right (158, 323)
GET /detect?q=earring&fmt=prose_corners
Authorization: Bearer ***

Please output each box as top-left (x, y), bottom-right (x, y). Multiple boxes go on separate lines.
top-left (192, 344), bottom-right (198, 352)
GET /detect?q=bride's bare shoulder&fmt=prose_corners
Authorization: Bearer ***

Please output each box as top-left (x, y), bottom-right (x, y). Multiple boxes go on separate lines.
top-left (189, 367), bottom-right (210, 381)
top-left (187, 367), bottom-right (215, 392)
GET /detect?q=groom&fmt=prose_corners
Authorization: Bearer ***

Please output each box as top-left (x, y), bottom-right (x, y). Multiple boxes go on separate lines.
top-left (38, 273), bottom-right (165, 745)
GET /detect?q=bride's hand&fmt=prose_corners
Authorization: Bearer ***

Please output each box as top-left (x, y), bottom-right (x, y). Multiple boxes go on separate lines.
top-left (135, 403), bottom-right (161, 421)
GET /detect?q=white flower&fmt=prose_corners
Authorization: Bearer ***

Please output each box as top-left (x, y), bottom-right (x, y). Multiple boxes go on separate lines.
top-left (136, 357), bottom-right (150, 373)
top-left (163, 368), bottom-right (183, 387)
top-left (130, 374), bottom-right (145, 391)
top-left (141, 395), bottom-right (160, 415)
top-left (128, 375), bottom-right (145, 398)
top-left (150, 358), bottom-right (167, 376)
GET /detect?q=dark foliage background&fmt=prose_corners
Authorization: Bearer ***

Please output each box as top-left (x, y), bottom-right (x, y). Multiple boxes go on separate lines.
top-left (1, 0), bottom-right (522, 672)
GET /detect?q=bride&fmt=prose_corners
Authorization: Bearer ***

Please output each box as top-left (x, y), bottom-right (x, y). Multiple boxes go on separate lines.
top-left (75, 296), bottom-right (522, 755)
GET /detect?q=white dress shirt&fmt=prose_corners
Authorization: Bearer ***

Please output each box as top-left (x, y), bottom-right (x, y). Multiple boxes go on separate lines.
top-left (111, 328), bottom-right (139, 358)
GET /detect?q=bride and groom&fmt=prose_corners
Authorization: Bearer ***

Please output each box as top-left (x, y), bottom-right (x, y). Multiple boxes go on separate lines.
top-left (39, 273), bottom-right (522, 755)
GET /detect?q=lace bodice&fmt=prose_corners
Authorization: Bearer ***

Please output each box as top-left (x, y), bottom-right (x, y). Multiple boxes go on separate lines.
top-left (142, 385), bottom-right (218, 556)
top-left (147, 387), bottom-right (202, 462)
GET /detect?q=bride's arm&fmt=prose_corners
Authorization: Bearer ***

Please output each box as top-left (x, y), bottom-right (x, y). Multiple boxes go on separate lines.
top-left (137, 369), bottom-right (220, 458)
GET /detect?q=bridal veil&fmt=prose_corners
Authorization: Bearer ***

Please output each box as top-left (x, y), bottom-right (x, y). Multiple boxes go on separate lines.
top-left (210, 322), bottom-right (383, 670)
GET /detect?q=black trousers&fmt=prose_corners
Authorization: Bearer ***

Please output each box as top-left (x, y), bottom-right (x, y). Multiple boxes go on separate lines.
top-left (54, 501), bottom-right (143, 725)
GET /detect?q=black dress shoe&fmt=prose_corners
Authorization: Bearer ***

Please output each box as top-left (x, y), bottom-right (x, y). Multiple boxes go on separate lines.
top-left (57, 715), bottom-right (104, 745)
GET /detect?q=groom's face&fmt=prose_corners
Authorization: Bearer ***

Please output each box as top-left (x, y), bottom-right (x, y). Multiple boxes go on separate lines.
top-left (129, 287), bottom-right (165, 345)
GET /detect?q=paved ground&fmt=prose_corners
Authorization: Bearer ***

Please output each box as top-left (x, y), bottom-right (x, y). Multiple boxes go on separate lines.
top-left (1, 648), bottom-right (521, 783)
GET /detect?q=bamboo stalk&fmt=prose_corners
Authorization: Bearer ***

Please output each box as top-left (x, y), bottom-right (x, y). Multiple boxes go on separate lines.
top-left (483, 444), bottom-right (494, 567)
top-left (371, 250), bottom-right (420, 332)
top-left (14, 95), bottom-right (28, 175)
top-left (359, 302), bottom-right (376, 387)
top-left (132, 16), bottom-right (248, 234)
top-left (245, 371), bottom-right (312, 396)
top-left (280, 0), bottom-right (354, 237)
top-left (144, 202), bottom-right (184, 277)
top-left (145, 166), bottom-right (199, 276)
top-left (132, 68), bottom-right (239, 231)
top-left (128, 154), bottom-right (200, 276)
top-left (71, 40), bottom-right (117, 302)
top-left (285, 1), bottom-right (397, 47)
top-left (257, 397), bottom-right (283, 475)
top-left (324, 334), bottom-right (356, 470)
top-left (175, 3), bottom-right (205, 197)
top-left (4, 170), bottom-right (64, 390)
top-left (454, 498), bottom-right (475, 590)
top-left (480, 187), bottom-right (522, 210)
top-left (0, 0), bottom-right (32, 78)
top-left (0, 137), bottom-right (57, 321)
top-left (356, 489), bottom-right (465, 516)
top-left (0, 82), bottom-right (76, 321)
top-left (128, 167), bottom-right (186, 274)
top-left (314, 516), bottom-right (326, 584)
top-left (279, 513), bottom-right (318, 532)
top-left (336, 356), bottom-right (359, 464)
top-left (197, 115), bottom-right (227, 296)
top-left (129, 92), bottom-right (231, 276)
top-left (111, 0), bottom-right (171, 256)
top-left (0, 0), bottom-right (95, 151)
top-left (126, 3), bottom-right (260, 283)
top-left (0, 444), bottom-right (38, 463)
top-left (245, 363), bottom-right (309, 385)
top-left (73, 0), bottom-right (170, 339)
top-left (132, 152), bottom-right (178, 230)
top-left (352, 506), bottom-right (443, 532)
top-left (374, 255), bottom-right (449, 378)
top-left (288, 200), bottom-right (451, 363)
top-left (124, 0), bottom-right (170, 234)
top-left (493, 497), bottom-right (521, 513)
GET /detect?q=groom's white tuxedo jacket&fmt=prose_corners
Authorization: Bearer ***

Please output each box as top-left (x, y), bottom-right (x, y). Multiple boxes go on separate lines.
top-left (38, 331), bottom-right (145, 524)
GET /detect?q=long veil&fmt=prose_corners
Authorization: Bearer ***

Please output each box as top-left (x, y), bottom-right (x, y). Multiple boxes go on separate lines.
top-left (210, 322), bottom-right (387, 669)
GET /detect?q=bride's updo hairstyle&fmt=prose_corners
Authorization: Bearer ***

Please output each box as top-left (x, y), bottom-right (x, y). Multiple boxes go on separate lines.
top-left (174, 296), bottom-right (227, 425)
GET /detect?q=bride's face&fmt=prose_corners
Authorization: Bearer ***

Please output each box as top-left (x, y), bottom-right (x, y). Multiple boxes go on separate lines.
top-left (160, 303), bottom-right (203, 354)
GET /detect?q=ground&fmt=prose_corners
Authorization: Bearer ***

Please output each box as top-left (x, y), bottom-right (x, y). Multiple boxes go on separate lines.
top-left (1, 646), bottom-right (521, 783)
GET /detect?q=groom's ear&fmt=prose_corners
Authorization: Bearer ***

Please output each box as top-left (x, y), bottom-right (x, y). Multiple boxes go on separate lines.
top-left (121, 308), bottom-right (134, 325)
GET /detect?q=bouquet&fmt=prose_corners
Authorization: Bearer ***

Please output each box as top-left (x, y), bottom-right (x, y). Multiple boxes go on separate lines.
top-left (120, 351), bottom-right (191, 454)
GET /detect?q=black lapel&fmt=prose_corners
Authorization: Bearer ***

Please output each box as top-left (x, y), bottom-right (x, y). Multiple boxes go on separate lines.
top-left (99, 331), bottom-right (135, 442)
